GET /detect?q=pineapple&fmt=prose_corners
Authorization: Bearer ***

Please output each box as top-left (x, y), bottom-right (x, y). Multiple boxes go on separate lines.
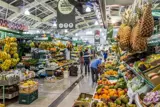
top-left (140, 4), bottom-right (154, 37)
top-left (119, 25), bottom-right (131, 51)
top-left (131, 22), bottom-right (147, 51)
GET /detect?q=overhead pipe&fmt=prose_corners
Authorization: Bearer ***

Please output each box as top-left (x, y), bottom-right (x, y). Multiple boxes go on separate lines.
top-left (98, 0), bottom-right (107, 28)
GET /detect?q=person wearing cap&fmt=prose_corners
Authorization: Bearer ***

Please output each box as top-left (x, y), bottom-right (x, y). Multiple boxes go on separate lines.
top-left (90, 58), bottom-right (102, 83)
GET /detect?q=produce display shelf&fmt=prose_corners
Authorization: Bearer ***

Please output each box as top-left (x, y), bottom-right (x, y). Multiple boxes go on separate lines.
top-left (45, 62), bottom-right (76, 71)
top-left (123, 62), bottom-right (155, 89)
top-left (0, 80), bottom-right (19, 86)
top-left (0, 91), bottom-right (18, 99)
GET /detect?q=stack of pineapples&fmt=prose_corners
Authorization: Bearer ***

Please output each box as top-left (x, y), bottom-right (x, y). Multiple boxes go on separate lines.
top-left (117, 0), bottom-right (154, 52)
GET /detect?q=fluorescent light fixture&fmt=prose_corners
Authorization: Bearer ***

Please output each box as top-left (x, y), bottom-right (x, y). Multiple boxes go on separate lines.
top-left (95, 21), bottom-right (98, 25)
top-left (24, 9), bottom-right (30, 15)
top-left (64, 29), bottom-right (68, 33)
top-left (86, 6), bottom-right (91, 12)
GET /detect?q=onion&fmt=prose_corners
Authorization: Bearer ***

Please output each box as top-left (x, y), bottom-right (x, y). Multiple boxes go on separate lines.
top-left (153, 97), bottom-right (160, 103)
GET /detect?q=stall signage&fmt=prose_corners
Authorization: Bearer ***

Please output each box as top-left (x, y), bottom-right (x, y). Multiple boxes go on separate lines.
top-left (95, 30), bottom-right (100, 44)
top-left (57, 0), bottom-right (75, 29)
top-left (0, 19), bottom-right (28, 31)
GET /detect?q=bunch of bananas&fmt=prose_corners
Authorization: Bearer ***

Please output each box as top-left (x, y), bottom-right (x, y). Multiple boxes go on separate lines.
top-left (0, 51), bottom-right (9, 61)
top-left (0, 37), bottom-right (20, 70)
top-left (11, 58), bottom-right (19, 67)
top-left (10, 47), bottom-right (17, 55)
top-left (56, 41), bottom-right (66, 49)
top-left (1, 59), bottom-right (12, 71)
top-left (13, 53), bottom-right (19, 59)
top-left (4, 37), bottom-right (17, 44)
top-left (4, 44), bottom-right (10, 53)
top-left (10, 42), bottom-right (18, 47)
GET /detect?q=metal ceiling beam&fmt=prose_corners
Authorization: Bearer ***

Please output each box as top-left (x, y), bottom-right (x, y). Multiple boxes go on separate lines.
top-left (7, 0), bottom-right (50, 21)
top-left (31, 12), bottom-right (96, 28)
top-left (0, 1), bottom-right (19, 12)
top-left (0, 0), bottom-right (41, 22)
top-left (75, 9), bottom-right (89, 27)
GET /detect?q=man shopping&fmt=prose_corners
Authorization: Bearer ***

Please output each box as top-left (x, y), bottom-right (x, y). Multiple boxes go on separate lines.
top-left (90, 58), bottom-right (102, 83)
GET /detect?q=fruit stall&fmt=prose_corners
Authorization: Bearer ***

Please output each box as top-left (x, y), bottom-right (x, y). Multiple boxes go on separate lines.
top-left (0, 33), bottom-right (81, 106)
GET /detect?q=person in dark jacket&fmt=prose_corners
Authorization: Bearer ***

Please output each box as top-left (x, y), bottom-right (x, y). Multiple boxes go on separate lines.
top-left (83, 49), bottom-right (90, 75)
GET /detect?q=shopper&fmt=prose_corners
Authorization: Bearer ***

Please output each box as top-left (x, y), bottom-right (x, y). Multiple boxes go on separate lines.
top-left (79, 50), bottom-right (84, 74)
top-left (103, 50), bottom-right (108, 62)
top-left (90, 58), bottom-right (102, 83)
top-left (83, 49), bottom-right (90, 75)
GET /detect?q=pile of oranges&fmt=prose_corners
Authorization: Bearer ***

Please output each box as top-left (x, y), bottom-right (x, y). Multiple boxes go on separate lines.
top-left (94, 86), bottom-right (126, 100)
top-left (104, 70), bottom-right (118, 76)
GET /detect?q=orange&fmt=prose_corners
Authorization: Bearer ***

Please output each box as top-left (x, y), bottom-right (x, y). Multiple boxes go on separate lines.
top-left (105, 86), bottom-right (109, 90)
top-left (94, 95), bottom-right (98, 99)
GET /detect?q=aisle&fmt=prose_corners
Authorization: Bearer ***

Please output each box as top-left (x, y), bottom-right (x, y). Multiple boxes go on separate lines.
top-left (8, 76), bottom-right (82, 107)
top-left (58, 73), bottom-right (96, 107)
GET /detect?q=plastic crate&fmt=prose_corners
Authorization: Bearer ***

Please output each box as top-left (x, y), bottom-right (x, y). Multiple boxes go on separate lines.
top-left (19, 90), bottom-right (38, 104)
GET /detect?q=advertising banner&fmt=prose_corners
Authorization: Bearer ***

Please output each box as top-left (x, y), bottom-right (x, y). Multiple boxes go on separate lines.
top-left (57, 0), bottom-right (75, 29)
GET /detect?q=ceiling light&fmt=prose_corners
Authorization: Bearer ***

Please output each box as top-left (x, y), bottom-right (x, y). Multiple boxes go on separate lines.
top-left (95, 21), bottom-right (99, 25)
top-left (64, 29), bottom-right (68, 33)
top-left (37, 30), bottom-right (40, 34)
top-left (86, 7), bottom-right (91, 12)
top-left (24, 9), bottom-right (30, 15)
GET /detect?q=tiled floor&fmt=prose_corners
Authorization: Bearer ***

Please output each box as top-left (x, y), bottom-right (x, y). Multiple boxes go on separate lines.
top-left (58, 74), bottom-right (96, 107)
top-left (8, 69), bottom-right (95, 107)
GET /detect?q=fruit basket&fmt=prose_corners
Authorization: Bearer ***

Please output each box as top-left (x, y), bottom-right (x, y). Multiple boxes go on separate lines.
top-left (73, 101), bottom-right (90, 107)
top-left (73, 93), bottom-right (92, 107)
top-left (19, 80), bottom-right (38, 94)
top-left (136, 84), bottom-right (160, 107)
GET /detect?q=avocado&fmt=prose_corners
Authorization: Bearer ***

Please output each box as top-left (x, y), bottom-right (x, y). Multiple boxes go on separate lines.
top-left (110, 86), bottom-right (115, 89)
top-left (114, 85), bottom-right (118, 89)
top-left (96, 85), bottom-right (103, 91)
top-left (110, 96), bottom-right (118, 101)
top-left (115, 99), bottom-right (122, 105)
top-left (121, 97), bottom-right (129, 104)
